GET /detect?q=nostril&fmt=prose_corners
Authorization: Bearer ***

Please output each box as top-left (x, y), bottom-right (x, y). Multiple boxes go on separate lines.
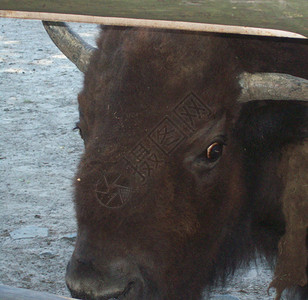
top-left (122, 281), bottom-right (135, 297)
top-left (76, 257), bottom-right (94, 268)
top-left (76, 257), bottom-right (87, 264)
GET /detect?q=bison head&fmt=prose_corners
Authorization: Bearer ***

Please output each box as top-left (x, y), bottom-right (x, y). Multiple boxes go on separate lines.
top-left (43, 22), bottom-right (308, 299)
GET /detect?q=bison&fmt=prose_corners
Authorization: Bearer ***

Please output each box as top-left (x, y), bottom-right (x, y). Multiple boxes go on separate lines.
top-left (43, 22), bottom-right (308, 299)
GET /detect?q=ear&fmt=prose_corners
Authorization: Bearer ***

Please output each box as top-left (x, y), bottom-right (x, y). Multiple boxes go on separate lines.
top-left (233, 101), bottom-right (307, 155)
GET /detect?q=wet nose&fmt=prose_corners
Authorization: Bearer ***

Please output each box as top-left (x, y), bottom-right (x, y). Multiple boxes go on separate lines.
top-left (66, 255), bottom-right (144, 299)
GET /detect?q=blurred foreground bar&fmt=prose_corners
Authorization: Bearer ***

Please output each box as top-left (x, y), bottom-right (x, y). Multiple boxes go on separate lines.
top-left (0, 284), bottom-right (76, 300)
top-left (0, 0), bottom-right (307, 37)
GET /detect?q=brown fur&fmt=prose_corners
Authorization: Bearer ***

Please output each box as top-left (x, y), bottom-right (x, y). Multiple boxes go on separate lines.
top-left (269, 142), bottom-right (308, 299)
top-left (66, 27), bottom-right (308, 300)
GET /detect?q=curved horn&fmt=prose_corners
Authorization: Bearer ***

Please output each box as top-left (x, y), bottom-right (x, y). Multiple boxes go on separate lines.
top-left (238, 72), bottom-right (308, 103)
top-left (42, 21), bottom-right (96, 73)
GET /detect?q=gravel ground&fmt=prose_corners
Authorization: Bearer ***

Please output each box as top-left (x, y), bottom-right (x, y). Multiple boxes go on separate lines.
top-left (0, 18), bottom-right (278, 299)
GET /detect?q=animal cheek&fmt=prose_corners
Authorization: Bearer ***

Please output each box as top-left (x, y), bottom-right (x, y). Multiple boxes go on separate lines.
top-left (155, 198), bottom-right (200, 243)
top-left (178, 214), bottom-right (200, 239)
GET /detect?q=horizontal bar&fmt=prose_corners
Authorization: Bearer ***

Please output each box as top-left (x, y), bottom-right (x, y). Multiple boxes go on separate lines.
top-left (0, 284), bottom-right (76, 300)
top-left (0, 0), bottom-right (307, 37)
top-left (0, 10), bottom-right (305, 39)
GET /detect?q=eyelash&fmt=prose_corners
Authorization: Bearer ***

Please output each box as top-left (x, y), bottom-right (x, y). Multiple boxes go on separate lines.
top-left (73, 122), bottom-right (80, 131)
top-left (73, 122), bottom-right (83, 139)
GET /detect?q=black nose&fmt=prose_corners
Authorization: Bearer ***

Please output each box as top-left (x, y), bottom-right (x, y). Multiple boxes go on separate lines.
top-left (66, 255), bottom-right (144, 299)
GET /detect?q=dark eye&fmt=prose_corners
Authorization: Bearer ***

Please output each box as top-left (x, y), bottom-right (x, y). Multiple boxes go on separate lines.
top-left (186, 140), bottom-right (226, 175)
top-left (205, 142), bottom-right (224, 162)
